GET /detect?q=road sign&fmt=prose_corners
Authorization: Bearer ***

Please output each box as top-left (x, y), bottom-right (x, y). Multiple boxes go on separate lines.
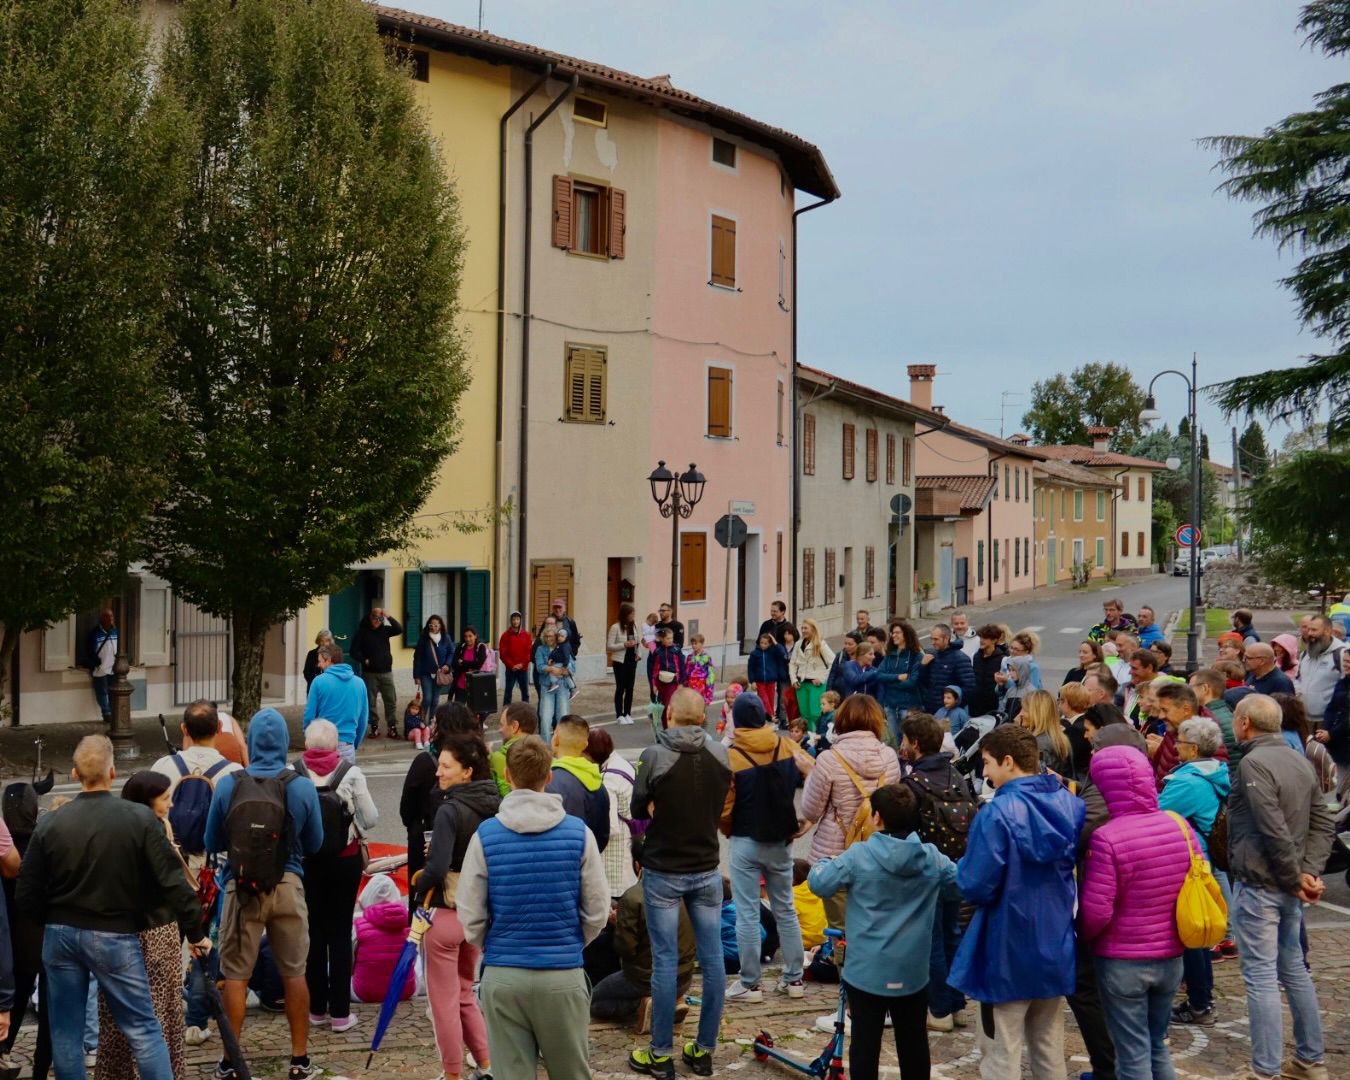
top-left (889, 493), bottom-right (913, 515)
top-left (729, 500), bottom-right (756, 516)
top-left (1175, 524), bottom-right (1201, 548)
top-left (714, 514), bottom-right (748, 549)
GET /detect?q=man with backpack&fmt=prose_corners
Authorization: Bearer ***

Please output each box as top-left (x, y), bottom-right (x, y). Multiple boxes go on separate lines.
top-left (203, 708), bottom-right (324, 1080)
top-left (719, 692), bottom-right (811, 1004)
top-left (899, 712), bottom-right (977, 1033)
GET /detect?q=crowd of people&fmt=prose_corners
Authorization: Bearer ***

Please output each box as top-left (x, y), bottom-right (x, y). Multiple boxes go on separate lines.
top-left (10, 594), bottom-right (1346, 1080)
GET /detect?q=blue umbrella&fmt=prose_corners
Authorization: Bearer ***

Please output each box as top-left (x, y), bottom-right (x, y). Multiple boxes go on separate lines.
top-left (365, 901), bottom-right (434, 1068)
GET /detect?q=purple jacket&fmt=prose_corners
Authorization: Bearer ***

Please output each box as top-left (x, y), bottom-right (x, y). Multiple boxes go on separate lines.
top-left (1079, 745), bottom-right (1197, 960)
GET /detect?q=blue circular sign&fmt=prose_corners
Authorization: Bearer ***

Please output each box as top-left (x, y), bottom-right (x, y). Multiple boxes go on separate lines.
top-left (1175, 524), bottom-right (1200, 548)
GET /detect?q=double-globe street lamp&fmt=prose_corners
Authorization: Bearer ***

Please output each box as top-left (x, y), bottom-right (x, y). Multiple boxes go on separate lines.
top-left (648, 461), bottom-right (706, 621)
top-left (1139, 353), bottom-right (1202, 673)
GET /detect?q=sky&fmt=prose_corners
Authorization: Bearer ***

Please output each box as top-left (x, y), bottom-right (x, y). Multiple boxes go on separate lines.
top-left (408, 0), bottom-right (1338, 454)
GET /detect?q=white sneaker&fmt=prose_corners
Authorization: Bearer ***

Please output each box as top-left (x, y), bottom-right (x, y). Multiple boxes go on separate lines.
top-left (726, 980), bottom-right (763, 1003)
top-left (815, 1012), bottom-right (851, 1035)
top-left (619, 714), bottom-right (635, 725)
top-left (927, 1011), bottom-right (954, 1032)
top-left (331, 1015), bottom-right (358, 1034)
top-left (777, 977), bottom-right (805, 999)
top-left (184, 1025), bottom-right (215, 1046)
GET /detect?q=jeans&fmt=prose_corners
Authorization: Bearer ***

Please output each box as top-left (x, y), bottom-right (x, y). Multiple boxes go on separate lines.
top-left (337, 741), bottom-right (356, 763)
top-left (846, 982), bottom-right (929, 1080)
top-left (43, 925), bottom-right (173, 1080)
top-left (363, 670), bottom-right (398, 730)
top-left (1215, 867), bottom-right (1234, 938)
top-left (417, 675), bottom-right (443, 717)
top-left (1181, 947), bottom-right (1212, 1011)
top-left (1094, 955), bottom-right (1182, 1080)
top-left (1232, 881), bottom-right (1325, 1075)
top-left (538, 682), bottom-right (570, 743)
top-left (884, 706), bottom-right (906, 747)
top-left (91, 675), bottom-right (112, 718)
top-left (1067, 934), bottom-right (1117, 1080)
top-left (643, 869), bottom-right (724, 1057)
top-left (728, 837), bottom-right (804, 987)
top-left (503, 668), bottom-right (530, 704)
top-left (612, 655), bottom-right (637, 717)
top-left (184, 949), bottom-right (219, 1030)
top-left (927, 897), bottom-right (966, 1018)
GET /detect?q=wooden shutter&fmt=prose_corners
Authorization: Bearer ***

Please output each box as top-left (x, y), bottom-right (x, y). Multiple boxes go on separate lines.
top-left (902, 436), bottom-right (913, 484)
top-left (552, 175), bottom-right (574, 249)
top-left (865, 546), bottom-right (875, 598)
top-left (531, 561), bottom-right (574, 629)
top-left (138, 577), bottom-right (172, 667)
top-left (711, 214), bottom-right (736, 287)
top-left (565, 346), bottom-right (606, 423)
top-left (802, 549), bottom-right (815, 609)
top-left (865, 429), bottom-right (878, 482)
top-left (707, 366), bottom-right (732, 437)
top-left (402, 570), bottom-right (423, 646)
top-left (1138, 476), bottom-right (1146, 500)
top-left (886, 433), bottom-right (895, 484)
top-left (803, 413), bottom-right (816, 475)
top-left (776, 533), bottom-right (783, 591)
top-left (824, 549), bottom-right (837, 605)
top-left (459, 569), bottom-right (491, 638)
top-left (1122, 477), bottom-right (1130, 500)
top-left (842, 424), bottom-right (855, 479)
top-left (607, 188), bottom-right (626, 259)
top-left (1137, 531), bottom-right (1146, 557)
top-left (1121, 531), bottom-right (1129, 557)
top-left (680, 533), bottom-right (706, 602)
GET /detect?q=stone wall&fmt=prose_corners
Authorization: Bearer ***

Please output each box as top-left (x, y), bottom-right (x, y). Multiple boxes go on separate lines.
top-left (1201, 559), bottom-right (1310, 610)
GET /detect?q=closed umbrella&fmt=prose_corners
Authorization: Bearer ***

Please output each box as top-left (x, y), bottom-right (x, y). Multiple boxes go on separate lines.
top-left (365, 903), bottom-right (435, 1069)
top-left (191, 954), bottom-right (251, 1080)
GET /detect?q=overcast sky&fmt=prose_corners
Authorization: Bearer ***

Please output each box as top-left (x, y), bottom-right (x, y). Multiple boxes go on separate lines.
top-left (409, 0), bottom-right (1336, 453)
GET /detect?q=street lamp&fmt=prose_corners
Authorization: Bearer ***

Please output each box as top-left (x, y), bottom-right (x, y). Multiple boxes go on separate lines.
top-left (1139, 353), bottom-right (1202, 673)
top-left (648, 461), bottom-right (706, 620)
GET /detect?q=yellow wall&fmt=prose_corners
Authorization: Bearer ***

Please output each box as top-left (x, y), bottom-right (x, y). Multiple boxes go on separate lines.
top-left (1035, 481), bottom-right (1115, 584)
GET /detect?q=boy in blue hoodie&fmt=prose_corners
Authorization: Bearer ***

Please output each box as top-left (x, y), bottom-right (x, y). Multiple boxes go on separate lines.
top-left (204, 709), bottom-right (324, 1080)
top-left (948, 724), bottom-right (1083, 1080)
top-left (935, 685), bottom-right (970, 738)
top-left (809, 783), bottom-right (960, 1080)
top-left (302, 643), bottom-right (368, 760)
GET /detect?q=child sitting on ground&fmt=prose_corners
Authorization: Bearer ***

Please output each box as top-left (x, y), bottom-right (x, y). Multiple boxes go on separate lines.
top-left (403, 697), bottom-right (428, 748)
top-left (719, 876), bottom-right (778, 975)
top-left (792, 858), bottom-right (827, 951)
top-left (818, 691), bottom-right (841, 749)
top-left (353, 874), bottom-right (417, 1004)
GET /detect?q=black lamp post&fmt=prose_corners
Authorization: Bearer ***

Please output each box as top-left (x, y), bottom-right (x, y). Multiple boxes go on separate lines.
top-left (1139, 353), bottom-right (1202, 673)
top-left (648, 461), bottom-right (705, 620)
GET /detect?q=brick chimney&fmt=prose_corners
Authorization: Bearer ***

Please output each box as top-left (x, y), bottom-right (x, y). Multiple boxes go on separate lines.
top-left (1087, 425), bottom-right (1114, 453)
top-left (907, 364), bottom-right (937, 411)
top-left (1009, 433), bottom-right (1031, 446)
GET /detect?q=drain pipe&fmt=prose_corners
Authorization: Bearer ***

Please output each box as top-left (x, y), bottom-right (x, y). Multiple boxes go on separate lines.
top-left (987, 453), bottom-right (1006, 603)
top-left (517, 75), bottom-right (578, 615)
top-left (495, 64), bottom-right (552, 617)
top-left (789, 194), bottom-right (836, 623)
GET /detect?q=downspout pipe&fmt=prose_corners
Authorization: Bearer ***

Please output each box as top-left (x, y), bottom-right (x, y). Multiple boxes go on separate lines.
top-left (495, 64), bottom-right (552, 619)
top-left (517, 75), bottom-right (577, 616)
top-left (789, 195), bottom-right (836, 624)
top-left (987, 453), bottom-right (1007, 603)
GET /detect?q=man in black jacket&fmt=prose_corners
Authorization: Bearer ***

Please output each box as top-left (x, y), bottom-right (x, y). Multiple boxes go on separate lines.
top-left (350, 606), bottom-right (402, 738)
top-left (968, 624), bottom-right (1007, 718)
top-left (17, 736), bottom-right (209, 1080)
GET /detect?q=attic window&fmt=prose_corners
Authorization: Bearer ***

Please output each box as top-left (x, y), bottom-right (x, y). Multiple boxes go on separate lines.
top-left (573, 96), bottom-right (607, 127)
top-left (712, 137), bottom-right (737, 169)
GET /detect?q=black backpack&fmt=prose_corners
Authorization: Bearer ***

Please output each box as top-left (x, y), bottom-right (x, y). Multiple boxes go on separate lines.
top-left (730, 742), bottom-right (800, 843)
top-left (168, 754), bottom-right (231, 857)
top-left (225, 771), bottom-right (296, 896)
top-left (904, 765), bottom-right (979, 860)
top-left (293, 759), bottom-right (355, 859)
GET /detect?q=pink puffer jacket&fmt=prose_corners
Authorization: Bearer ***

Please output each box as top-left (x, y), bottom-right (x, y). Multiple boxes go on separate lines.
top-left (1079, 745), bottom-right (1198, 960)
top-left (801, 730), bottom-right (901, 862)
top-left (352, 901), bottom-right (416, 1004)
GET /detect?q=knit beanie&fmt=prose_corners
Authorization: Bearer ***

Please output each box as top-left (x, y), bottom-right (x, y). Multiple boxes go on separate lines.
top-left (732, 692), bottom-right (768, 729)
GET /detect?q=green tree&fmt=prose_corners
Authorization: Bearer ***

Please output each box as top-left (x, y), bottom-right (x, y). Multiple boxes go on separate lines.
top-left (1128, 430), bottom-right (1221, 534)
top-left (1021, 362), bottom-right (1146, 447)
top-left (1242, 450), bottom-right (1350, 608)
top-left (1178, 417), bottom-right (1211, 461)
top-left (0, 0), bottom-right (187, 711)
top-left (148, 0), bottom-right (468, 721)
top-left (1237, 420), bottom-right (1271, 479)
top-left (1204, 3), bottom-right (1350, 441)
top-left (1151, 498), bottom-right (1178, 571)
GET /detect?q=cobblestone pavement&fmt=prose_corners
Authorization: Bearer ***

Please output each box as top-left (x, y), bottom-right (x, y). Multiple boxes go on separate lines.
top-left (6, 924), bottom-right (1343, 1078)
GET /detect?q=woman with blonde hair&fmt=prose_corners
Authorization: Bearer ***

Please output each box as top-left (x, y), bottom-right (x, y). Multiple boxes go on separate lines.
top-left (1018, 688), bottom-right (1073, 780)
top-left (789, 618), bottom-right (835, 731)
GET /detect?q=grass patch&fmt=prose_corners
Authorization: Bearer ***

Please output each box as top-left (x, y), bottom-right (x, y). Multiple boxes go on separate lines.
top-left (1292, 612), bottom-right (1314, 627)
top-left (1176, 608), bottom-right (1231, 636)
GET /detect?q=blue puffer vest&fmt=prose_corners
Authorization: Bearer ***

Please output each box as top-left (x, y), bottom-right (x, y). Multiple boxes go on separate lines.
top-left (478, 813), bottom-right (587, 969)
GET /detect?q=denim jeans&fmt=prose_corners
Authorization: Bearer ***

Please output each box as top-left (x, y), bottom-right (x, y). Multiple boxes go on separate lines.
top-left (643, 869), bottom-right (724, 1056)
top-left (1181, 947), bottom-right (1212, 1011)
top-left (91, 674), bottom-right (112, 718)
top-left (728, 837), bottom-right (803, 987)
top-left (337, 742), bottom-right (356, 763)
top-left (43, 925), bottom-right (174, 1080)
top-left (417, 675), bottom-right (443, 718)
top-left (1232, 881), bottom-right (1325, 1075)
top-left (927, 897), bottom-right (966, 1018)
top-left (503, 669), bottom-right (530, 704)
top-left (1214, 867), bottom-right (1234, 938)
top-left (184, 949), bottom-right (219, 1030)
top-left (538, 683), bottom-right (570, 743)
top-left (1094, 955), bottom-right (1182, 1080)
top-left (883, 706), bottom-right (906, 747)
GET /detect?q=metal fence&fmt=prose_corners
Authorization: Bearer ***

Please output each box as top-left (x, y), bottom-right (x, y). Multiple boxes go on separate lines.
top-left (173, 599), bottom-right (231, 706)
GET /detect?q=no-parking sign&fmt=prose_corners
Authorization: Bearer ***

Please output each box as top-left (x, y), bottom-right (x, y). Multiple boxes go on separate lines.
top-left (1175, 523), bottom-right (1201, 548)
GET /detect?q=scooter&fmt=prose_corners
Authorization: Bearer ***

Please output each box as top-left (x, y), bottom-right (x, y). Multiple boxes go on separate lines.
top-left (752, 928), bottom-right (847, 1079)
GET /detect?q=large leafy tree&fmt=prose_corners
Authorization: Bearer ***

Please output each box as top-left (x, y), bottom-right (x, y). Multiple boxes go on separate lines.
top-left (1021, 362), bottom-right (1146, 448)
top-left (0, 0), bottom-right (186, 711)
top-left (1204, 2), bottom-right (1350, 441)
top-left (148, 0), bottom-right (468, 721)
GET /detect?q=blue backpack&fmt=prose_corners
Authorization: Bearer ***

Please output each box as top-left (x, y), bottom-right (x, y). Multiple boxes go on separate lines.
top-left (168, 754), bottom-right (230, 856)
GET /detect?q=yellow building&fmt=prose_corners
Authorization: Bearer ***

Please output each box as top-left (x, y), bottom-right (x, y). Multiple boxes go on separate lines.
top-left (1032, 460), bottom-right (1120, 585)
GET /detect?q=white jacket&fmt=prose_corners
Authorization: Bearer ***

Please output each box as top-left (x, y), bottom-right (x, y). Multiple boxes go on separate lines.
top-left (789, 640), bottom-right (835, 685)
top-left (1296, 639), bottom-right (1347, 719)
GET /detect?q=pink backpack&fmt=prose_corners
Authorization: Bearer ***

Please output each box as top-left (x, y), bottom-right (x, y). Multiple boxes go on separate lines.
top-left (480, 647), bottom-right (498, 674)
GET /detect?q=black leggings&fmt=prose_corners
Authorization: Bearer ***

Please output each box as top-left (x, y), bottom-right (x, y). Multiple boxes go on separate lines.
top-left (303, 852), bottom-right (363, 1019)
top-left (613, 653), bottom-right (637, 716)
top-left (845, 981), bottom-right (929, 1080)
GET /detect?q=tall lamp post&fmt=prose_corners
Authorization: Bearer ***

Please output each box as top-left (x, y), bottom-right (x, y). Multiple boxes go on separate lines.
top-left (1140, 353), bottom-right (1202, 673)
top-left (648, 461), bottom-right (706, 620)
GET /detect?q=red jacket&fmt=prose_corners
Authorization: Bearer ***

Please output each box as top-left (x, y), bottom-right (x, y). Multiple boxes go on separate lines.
top-left (498, 628), bottom-right (534, 671)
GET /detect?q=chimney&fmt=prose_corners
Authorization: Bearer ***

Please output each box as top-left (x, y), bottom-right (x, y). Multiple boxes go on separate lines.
top-left (1009, 433), bottom-right (1031, 447)
top-left (933, 405), bottom-right (945, 415)
top-left (907, 364), bottom-right (937, 411)
top-left (1087, 425), bottom-right (1114, 453)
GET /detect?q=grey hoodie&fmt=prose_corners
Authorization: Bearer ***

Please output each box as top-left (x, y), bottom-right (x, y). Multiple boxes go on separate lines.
top-left (456, 788), bottom-right (609, 952)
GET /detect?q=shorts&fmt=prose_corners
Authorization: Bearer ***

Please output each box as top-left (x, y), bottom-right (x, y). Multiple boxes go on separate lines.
top-left (219, 872), bottom-right (309, 981)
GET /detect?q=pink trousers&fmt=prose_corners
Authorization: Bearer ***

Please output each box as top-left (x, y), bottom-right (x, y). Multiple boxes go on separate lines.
top-left (426, 908), bottom-right (490, 1074)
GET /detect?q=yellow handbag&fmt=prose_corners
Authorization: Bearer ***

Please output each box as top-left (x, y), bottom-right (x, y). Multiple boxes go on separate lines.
top-left (1165, 811), bottom-right (1228, 949)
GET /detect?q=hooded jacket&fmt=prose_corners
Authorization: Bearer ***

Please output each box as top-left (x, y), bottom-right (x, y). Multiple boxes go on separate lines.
top-left (720, 696), bottom-right (809, 841)
top-left (498, 618), bottom-right (535, 671)
top-left (875, 649), bottom-right (924, 711)
top-left (1296, 636), bottom-right (1346, 719)
top-left (800, 730), bottom-right (902, 863)
top-left (809, 829), bottom-right (960, 997)
top-left (353, 901), bottom-right (416, 1003)
top-left (303, 663), bottom-right (369, 749)
top-left (456, 788), bottom-right (609, 969)
top-left (631, 725), bottom-right (732, 875)
top-left (1076, 722), bottom-right (1146, 855)
top-left (422, 778), bottom-right (502, 907)
top-left (949, 772), bottom-right (1083, 1004)
top-left (935, 685), bottom-right (971, 734)
top-left (546, 755), bottom-right (611, 852)
top-left (204, 708), bottom-right (324, 880)
top-left (1078, 746), bottom-right (1196, 960)
top-left (968, 643), bottom-right (1008, 718)
top-left (1324, 675), bottom-right (1350, 766)
top-left (918, 642), bottom-right (976, 714)
top-left (1158, 757), bottom-right (1230, 853)
top-left (748, 641), bottom-right (789, 685)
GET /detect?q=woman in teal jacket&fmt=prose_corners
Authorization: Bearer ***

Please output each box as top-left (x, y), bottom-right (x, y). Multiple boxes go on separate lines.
top-left (876, 620), bottom-right (924, 746)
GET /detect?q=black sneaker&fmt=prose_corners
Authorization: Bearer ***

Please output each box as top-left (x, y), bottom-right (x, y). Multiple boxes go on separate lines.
top-left (288, 1062), bottom-right (319, 1080)
top-left (1170, 1003), bottom-right (1216, 1026)
top-left (682, 1042), bottom-right (714, 1077)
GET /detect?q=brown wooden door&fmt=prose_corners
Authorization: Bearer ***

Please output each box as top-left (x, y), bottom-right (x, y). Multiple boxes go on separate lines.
top-left (530, 561), bottom-right (574, 631)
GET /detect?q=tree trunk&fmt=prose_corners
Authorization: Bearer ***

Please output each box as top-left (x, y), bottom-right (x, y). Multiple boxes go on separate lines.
top-left (0, 623), bottom-right (19, 726)
top-left (231, 615), bottom-right (268, 726)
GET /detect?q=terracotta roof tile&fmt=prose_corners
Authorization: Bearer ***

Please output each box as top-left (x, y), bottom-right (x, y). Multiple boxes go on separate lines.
top-left (915, 474), bottom-right (999, 512)
top-left (1035, 444), bottom-right (1166, 469)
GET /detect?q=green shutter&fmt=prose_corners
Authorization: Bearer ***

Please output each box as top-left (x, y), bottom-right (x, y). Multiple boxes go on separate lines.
top-left (403, 570), bottom-right (423, 646)
top-left (460, 569), bottom-right (491, 639)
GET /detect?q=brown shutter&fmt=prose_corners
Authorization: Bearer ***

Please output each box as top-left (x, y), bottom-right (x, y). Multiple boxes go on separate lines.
top-left (711, 214), bottom-right (736, 287)
top-left (886, 433), bottom-right (895, 484)
top-left (564, 347), bottom-right (606, 422)
top-left (607, 188), bottom-right (626, 259)
top-left (680, 533), bottom-right (707, 602)
top-left (1121, 531), bottom-right (1129, 556)
top-left (776, 534), bottom-right (783, 591)
top-left (707, 366), bottom-right (732, 437)
top-left (1138, 476), bottom-right (1145, 501)
top-left (902, 436), bottom-right (913, 484)
top-left (1137, 531), bottom-right (1146, 557)
top-left (552, 175), bottom-right (574, 249)
top-left (865, 428), bottom-right (878, 482)
top-left (803, 413), bottom-right (816, 475)
top-left (842, 424), bottom-right (855, 480)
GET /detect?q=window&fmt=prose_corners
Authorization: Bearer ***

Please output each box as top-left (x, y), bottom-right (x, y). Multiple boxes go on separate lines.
top-left (824, 549), bottom-right (837, 605)
top-left (707, 366), bottom-right (733, 437)
top-left (573, 96), bottom-right (607, 126)
top-left (842, 423), bottom-right (855, 480)
top-left (903, 436), bottom-right (913, 485)
top-left (1014, 467), bottom-right (1020, 502)
top-left (1024, 468), bottom-right (1030, 501)
top-left (1121, 531), bottom-right (1129, 557)
top-left (1095, 537), bottom-right (1105, 569)
top-left (711, 136), bottom-right (737, 168)
top-left (1138, 476), bottom-right (1146, 501)
top-left (1013, 538), bottom-right (1020, 578)
top-left (1035, 489), bottom-right (1043, 518)
top-left (993, 540), bottom-right (1000, 582)
top-left (386, 45), bottom-right (429, 82)
top-left (1137, 531), bottom-right (1146, 557)
top-left (1004, 465), bottom-right (1010, 499)
top-left (551, 176), bottom-right (626, 258)
top-left (776, 533), bottom-right (783, 592)
top-left (977, 540), bottom-right (985, 586)
top-left (886, 433), bottom-right (896, 484)
top-left (710, 214), bottom-right (736, 288)
top-left (1122, 476), bottom-right (1130, 501)
top-left (680, 533), bottom-right (707, 603)
top-left (1096, 490), bottom-right (1106, 521)
top-left (563, 344), bottom-right (606, 423)
top-left (802, 549), bottom-right (815, 608)
top-left (776, 380), bottom-right (785, 446)
top-left (802, 412), bottom-right (816, 475)
top-left (1073, 490), bottom-right (1084, 521)
top-left (1060, 539), bottom-right (1067, 570)
top-left (865, 428), bottom-right (878, 482)
top-left (1025, 537), bottom-right (1031, 576)
top-left (864, 546), bottom-right (876, 598)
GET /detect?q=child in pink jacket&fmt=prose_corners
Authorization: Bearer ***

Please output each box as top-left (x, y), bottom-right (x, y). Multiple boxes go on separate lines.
top-left (352, 875), bottom-right (416, 1003)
